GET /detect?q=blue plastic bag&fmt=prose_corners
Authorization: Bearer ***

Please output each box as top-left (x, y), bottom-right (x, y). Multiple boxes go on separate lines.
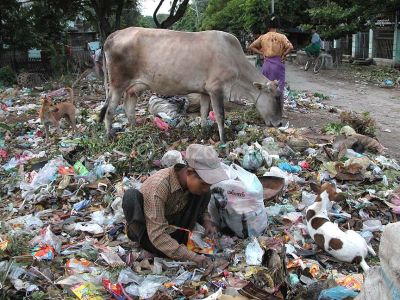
top-left (318, 286), bottom-right (358, 300)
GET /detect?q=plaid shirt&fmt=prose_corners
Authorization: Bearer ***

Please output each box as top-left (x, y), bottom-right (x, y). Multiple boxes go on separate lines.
top-left (140, 167), bottom-right (197, 261)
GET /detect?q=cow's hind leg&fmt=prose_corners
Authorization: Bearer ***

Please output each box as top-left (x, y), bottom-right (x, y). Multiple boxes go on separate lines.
top-left (208, 89), bottom-right (226, 144)
top-left (124, 92), bottom-right (138, 129)
top-left (105, 88), bottom-right (123, 139)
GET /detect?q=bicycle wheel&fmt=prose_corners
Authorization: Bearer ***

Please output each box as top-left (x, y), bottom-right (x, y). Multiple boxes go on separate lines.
top-left (313, 56), bottom-right (323, 73)
top-left (304, 59), bottom-right (312, 71)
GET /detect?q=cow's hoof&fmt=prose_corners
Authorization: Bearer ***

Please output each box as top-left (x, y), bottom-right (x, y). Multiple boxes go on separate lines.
top-left (107, 130), bottom-right (117, 141)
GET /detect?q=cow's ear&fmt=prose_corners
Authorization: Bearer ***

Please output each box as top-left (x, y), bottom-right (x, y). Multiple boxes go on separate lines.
top-left (267, 80), bottom-right (279, 92)
top-left (253, 82), bottom-right (263, 90)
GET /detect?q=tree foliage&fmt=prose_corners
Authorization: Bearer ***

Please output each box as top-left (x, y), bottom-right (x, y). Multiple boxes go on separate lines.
top-left (303, 0), bottom-right (400, 40)
top-left (201, 0), bottom-right (310, 36)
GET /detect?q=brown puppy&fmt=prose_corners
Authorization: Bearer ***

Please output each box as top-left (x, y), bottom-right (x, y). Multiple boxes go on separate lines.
top-left (39, 87), bottom-right (77, 141)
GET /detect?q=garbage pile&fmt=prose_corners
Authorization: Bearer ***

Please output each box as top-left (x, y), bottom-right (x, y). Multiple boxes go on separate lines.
top-left (0, 82), bottom-right (399, 299)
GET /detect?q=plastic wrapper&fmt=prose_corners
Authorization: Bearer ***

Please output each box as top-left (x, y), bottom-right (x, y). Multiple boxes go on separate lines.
top-left (102, 278), bottom-right (125, 300)
top-left (100, 250), bottom-right (126, 267)
top-left (66, 258), bottom-right (97, 275)
top-left (31, 245), bottom-right (55, 260)
top-left (70, 282), bottom-right (103, 300)
top-left (73, 198), bottom-right (92, 211)
top-left (30, 226), bottom-right (62, 253)
top-left (73, 161), bottom-right (90, 176)
top-left (335, 273), bottom-right (364, 290)
top-left (245, 237), bottom-right (264, 266)
top-left (187, 231), bottom-right (216, 255)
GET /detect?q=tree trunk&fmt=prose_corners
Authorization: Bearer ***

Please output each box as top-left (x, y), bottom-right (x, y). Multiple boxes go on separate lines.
top-left (153, 0), bottom-right (190, 29)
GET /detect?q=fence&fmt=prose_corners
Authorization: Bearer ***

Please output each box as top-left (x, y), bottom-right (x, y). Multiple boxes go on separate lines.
top-left (0, 48), bottom-right (93, 76)
top-left (375, 28), bottom-right (394, 59)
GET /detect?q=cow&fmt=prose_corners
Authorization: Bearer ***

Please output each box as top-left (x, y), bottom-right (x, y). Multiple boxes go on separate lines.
top-left (99, 27), bottom-right (283, 143)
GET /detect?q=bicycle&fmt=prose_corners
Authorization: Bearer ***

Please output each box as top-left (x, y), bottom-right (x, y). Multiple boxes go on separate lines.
top-left (304, 49), bottom-right (325, 74)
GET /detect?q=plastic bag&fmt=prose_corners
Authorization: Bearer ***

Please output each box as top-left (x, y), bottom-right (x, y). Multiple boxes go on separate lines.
top-left (154, 117), bottom-right (169, 131)
top-left (94, 162), bottom-right (116, 179)
top-left (302, 191), bottom-right (317, 207)
top-left (362, 220), bottom-right (383, 232)
top-left (148, 95), bottom-right (188, 119)
top-left (75, 223), bottom-right (104, 235)
top-left (318, 286), bottom-right (358, 300)
top-left (118, 268), bottom-right (144, 285)
top-left (30, 226), bottom-right (62, 253)
top-left (242, 147), bottom-right (263, 171)
top-left (73, 198), bottom-right (92, 211)
top-left (20, 157), bottom-right (65, 193)
top-left (125, 275), bottom-right (169, 299)
top-left (161, 150), bottom-right (184, 167)
top-left (245, 237), bottom-right (264, 266)
top-left (209, 164), bottom-right (267, 238)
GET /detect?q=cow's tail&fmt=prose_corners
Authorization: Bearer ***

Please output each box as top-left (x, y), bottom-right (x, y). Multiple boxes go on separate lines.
top-left (99, 50), bottom-right (109, 123)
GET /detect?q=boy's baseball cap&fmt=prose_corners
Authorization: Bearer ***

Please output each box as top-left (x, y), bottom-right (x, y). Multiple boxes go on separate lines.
top-left (185, 144), bottom-right (229, 185)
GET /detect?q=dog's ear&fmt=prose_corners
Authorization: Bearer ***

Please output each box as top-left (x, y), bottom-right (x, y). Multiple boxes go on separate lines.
top-left (310, 182), bottom-right (321, 194)
top-left (332, 193), bottom-right (346, 203)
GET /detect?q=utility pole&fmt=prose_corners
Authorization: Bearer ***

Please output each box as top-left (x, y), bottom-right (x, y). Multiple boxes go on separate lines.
top-left (271, 0), bottom-right (275, 13)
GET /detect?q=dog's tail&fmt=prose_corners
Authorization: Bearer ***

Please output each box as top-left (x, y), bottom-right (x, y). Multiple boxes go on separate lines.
top-left (65, 87), bottom-right (74, 104)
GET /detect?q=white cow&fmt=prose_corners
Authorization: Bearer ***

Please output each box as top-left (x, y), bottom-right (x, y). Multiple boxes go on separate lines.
top-left (99, 27), bottom-right (283, 142)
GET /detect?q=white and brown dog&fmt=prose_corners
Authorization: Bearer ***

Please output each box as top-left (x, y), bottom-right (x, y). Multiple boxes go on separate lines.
top-left (306, 183), bottom-right (376, 272)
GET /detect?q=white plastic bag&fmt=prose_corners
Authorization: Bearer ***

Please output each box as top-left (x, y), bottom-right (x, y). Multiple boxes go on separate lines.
top-left (245, 237), bottom-right (264, 266)
top-left (209, 164), bottom-right (268, 238)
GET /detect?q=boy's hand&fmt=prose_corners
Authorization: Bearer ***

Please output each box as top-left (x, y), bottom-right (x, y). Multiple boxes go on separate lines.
top-left (193, 254), bottom-right (213, 269)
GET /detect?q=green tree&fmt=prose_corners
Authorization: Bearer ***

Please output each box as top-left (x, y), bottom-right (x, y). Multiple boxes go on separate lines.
top-left (201, 0), bottom-right (244, 37)
top-left (303, 0), bottom-right (399, 40)
top-left (241, 0), bottom-right (270, 34)
top-left (172, 5), bottom-right (198, 31)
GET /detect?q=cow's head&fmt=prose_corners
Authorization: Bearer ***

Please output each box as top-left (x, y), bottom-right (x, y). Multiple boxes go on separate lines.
top-left (253, 80), bottom-right (283, 127)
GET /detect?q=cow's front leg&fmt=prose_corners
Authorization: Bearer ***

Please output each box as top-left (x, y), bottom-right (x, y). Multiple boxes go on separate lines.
top-left (105, 89), bottom-right (123, 139)
top-left (124, 93), bottom-right (138, 130)
top-left (209, 90), bottom-right (226, 144)
top-left (199, 94), bottom-right (211, 128)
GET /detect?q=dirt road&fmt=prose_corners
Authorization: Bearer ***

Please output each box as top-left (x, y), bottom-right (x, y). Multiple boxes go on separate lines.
top-left (285, 62), bottom-right (400, 160)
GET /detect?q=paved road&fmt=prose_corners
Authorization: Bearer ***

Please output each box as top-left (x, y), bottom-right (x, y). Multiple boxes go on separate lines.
top-left (285, 63), bottom-right (400, 160)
